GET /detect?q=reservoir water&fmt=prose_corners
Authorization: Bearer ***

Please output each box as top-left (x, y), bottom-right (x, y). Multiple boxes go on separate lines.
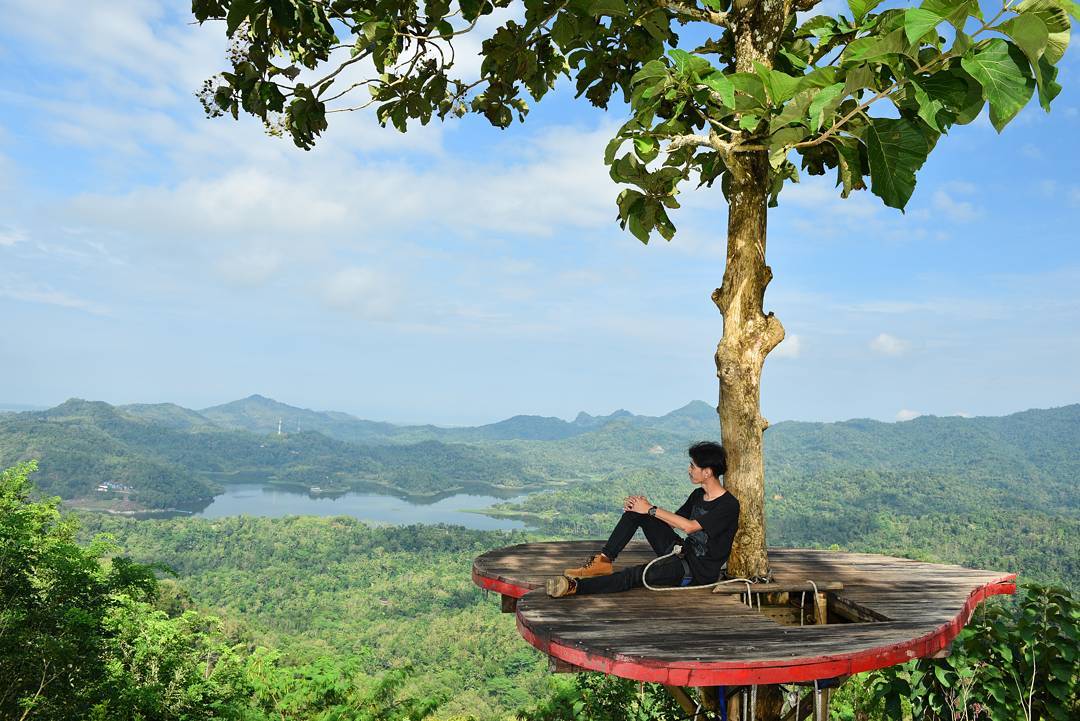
top-left (181, 483), bottom-right (527, 530)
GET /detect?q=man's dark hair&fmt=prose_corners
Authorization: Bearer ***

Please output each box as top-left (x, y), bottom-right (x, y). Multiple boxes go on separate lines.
top-left (689, 442), bottom-right (727, 481)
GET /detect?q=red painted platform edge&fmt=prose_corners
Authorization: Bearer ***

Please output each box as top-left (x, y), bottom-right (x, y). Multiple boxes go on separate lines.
top-left (472, 566), bottom-right (533, 598)
top-left (514, 574), bottom-right (1017, 686)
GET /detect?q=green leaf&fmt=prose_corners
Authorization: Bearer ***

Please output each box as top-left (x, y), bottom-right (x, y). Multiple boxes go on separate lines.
top-left (829, 136), bottom-right (866, 197)
top-left (864, 117), bottom-right (930, 210)
top-left (843, 28), bottom-right (916, 63)
top-left (999, 13), bottom-right (1050, 65)
top-left (703, 72), bottom-right (735, 108)
top-left (588, 0), bottom-right (628, 17)
top-left (226, 0), bottom-right (257, 34)
top-left (1057, 0), bottom-right (1080, 18)
top-left (1019, 0), bottom-right (1072, 64)
top-left (770, 89), bottom-right (814, 133)
top-left (670, 48), bottom-right (693, 74)
top-left (961, 39), bottom-right (1036, 131)
top-left (910, 79), bottom-right (947, 131)
top-left (669, 48), bottom-right (711, 77)
top-left (922, 0), bottom-right (982, 29)
top-left (739, 114), bottom-right (760, 131)
top-left (634, 136), bottom-right (658, 163)
top-left (904, 9), bottom-right (943, 43)
top-left (800, 16), bottom-right (842, 41)
top-left (933, 664), bottom-right (952, 687)
top-left (952, 69), bottom-right (985, 123)
top-left (550, 13), bottom-right (579, 47)
top-left (730, 73), bottom-right (767, 106)
top-left (844, 64), bottom-right (878, 97)
top-left (1034, 55), bottom-right (1063, 111)
top-left (639, 10), bottom-right (670, 41)
top-left (848, 0), bottom-right (886, 23)
top-left (754, 63), bottom-right (802, 104)
top-left (951, 29), bottom-right (973, 56)
top-left (768, 127), bottom-right (808, 169)
top-left (809, 83), bottom-right (846, 133)
top-left (798, 67), bottom-right (841, 91)
top-left (632, 60), bottom-right (670, 86)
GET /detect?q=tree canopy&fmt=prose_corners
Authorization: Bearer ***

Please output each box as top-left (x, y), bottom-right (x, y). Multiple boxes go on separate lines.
top-left (194, 0), bottom-right (1077, 238)
top-left (192, 0), bottom-right (1077, 581)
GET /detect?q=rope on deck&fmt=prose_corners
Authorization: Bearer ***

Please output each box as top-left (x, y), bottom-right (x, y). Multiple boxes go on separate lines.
top-left (641, 544), bottom-right (757, 592)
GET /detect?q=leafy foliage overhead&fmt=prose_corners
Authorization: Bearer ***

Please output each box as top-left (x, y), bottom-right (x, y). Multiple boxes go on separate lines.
top-left (193, 0), bottom-right (1076, 239)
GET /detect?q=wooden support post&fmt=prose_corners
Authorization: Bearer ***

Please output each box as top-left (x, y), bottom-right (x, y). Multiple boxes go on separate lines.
top-left (547, 656), bottom-right (582, 673)
top-left (500, 594), bottom-right (517, 613)
top-left (664, 686), bottom-right (699, 719)
top-left (779, 689), bottom-right (813, 721)
top-left (724, 686), bottom-right (740, 721)
top-left (699, 686), bottom-right (720, 715)
top-left (814, 592), bottom-right (828, 626)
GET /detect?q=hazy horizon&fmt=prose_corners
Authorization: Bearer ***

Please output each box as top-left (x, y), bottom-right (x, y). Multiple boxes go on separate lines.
top-left (3, 2), bottom-right (1078, 426)
top-left (7, 393), bottom-right (1076, 429)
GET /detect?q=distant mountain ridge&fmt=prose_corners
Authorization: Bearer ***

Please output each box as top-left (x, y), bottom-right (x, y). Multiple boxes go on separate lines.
top-left (3, 395), bottom-right (1077, 513)
top-left (121, 395), bottom-right (720, 444)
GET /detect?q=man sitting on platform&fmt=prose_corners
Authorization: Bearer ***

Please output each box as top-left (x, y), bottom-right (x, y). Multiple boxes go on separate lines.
top-left (546, 441), bottom-right (740, 597)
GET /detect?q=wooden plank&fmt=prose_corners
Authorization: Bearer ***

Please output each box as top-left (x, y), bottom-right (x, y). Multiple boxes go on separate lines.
top-left (663, 686), bottom-right (699, 719)
top-left (475, 543), bottom-right (1014, 685)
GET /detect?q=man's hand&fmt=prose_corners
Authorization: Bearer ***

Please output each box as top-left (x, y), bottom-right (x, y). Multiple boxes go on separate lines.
top-left (625, 496), bottom-right (652, 514)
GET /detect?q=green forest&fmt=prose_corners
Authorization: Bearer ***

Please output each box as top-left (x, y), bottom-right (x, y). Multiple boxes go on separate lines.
top-left (3, 399), bottom-right (1078, 719)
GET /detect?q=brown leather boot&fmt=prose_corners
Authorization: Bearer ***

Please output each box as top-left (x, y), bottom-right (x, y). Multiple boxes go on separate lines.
top-left (545, 575), bottom-right (578, 598)
top-left (564, 553), bottom-right (613, 578)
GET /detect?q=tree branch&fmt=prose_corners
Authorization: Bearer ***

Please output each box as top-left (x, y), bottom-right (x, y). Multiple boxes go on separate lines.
top-left (667, 132), bottom-right (728, 154)
top-left (312, 51), bottom-right (372, 96)
top-left (17, 661), bottom-right (50, 721)
top-left (658, 0), bottom-right (731, 28)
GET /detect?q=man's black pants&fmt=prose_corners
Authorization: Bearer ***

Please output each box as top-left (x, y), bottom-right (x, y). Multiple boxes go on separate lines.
top-left (576, 511), bottom-right (690, 595)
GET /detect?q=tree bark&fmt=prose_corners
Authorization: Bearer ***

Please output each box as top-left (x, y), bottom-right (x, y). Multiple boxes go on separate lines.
top-left (715, 0), bottom-right (790, 580)
top-left (714, 151), bottom-right (783, 580)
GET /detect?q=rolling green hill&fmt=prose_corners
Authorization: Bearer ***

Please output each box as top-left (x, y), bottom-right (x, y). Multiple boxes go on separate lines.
top-left (2, 396), bottom-right (1076, 531)
top-left (0, 400), bottom-right (548, 508)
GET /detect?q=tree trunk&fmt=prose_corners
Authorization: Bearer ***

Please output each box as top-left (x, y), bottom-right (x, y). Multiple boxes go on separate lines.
top-left (713, 151), bottom-right (783, 580)
top-left (715, 0), bottom-right (790, 581)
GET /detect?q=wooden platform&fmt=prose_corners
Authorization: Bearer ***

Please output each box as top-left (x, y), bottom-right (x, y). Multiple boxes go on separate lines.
top-left (473, 541), bottom-right (1016, 685)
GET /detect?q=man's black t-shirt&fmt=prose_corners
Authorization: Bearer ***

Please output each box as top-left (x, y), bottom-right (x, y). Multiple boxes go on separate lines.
top-left (674, 488), bottom-right (740, 582)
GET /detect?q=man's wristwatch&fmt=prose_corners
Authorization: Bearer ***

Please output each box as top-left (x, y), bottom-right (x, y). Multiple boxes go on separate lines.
top-left (648, 505), bottom-right (658, 517)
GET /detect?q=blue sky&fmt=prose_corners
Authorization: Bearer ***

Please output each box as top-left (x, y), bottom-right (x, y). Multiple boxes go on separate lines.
top-left (1, 0), bottom-right (1078, 425)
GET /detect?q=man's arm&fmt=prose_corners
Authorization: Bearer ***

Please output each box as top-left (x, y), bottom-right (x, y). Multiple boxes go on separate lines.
top-left (626, 496), bottom-right (702, 534)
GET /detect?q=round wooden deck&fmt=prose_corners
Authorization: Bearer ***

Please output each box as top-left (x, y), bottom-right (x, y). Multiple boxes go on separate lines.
top-left (473, 541), bottom-right (1016, 685)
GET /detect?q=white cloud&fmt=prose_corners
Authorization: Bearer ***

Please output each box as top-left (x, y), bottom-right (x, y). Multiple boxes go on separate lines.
top-left (0, 274), bottom-right (109, 314)
top-left (320, 266), bottom-right (400, 319)
top-left (931, 189), bottom-right (977, 222)
top-left (54, 120), bottom-right (620, 292)
top-left (870, 333), bottom-right (909, 356)
top-left (215, 248), bottom-right (283, 287)
top-left (896, 409), bottom-right (922, 422)
top-left (0, 226), bottom-right (26, 246)
top-left (772, 334), bottom-right (802, 359)
top-left (951, 410), bottom-right (974, 418)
